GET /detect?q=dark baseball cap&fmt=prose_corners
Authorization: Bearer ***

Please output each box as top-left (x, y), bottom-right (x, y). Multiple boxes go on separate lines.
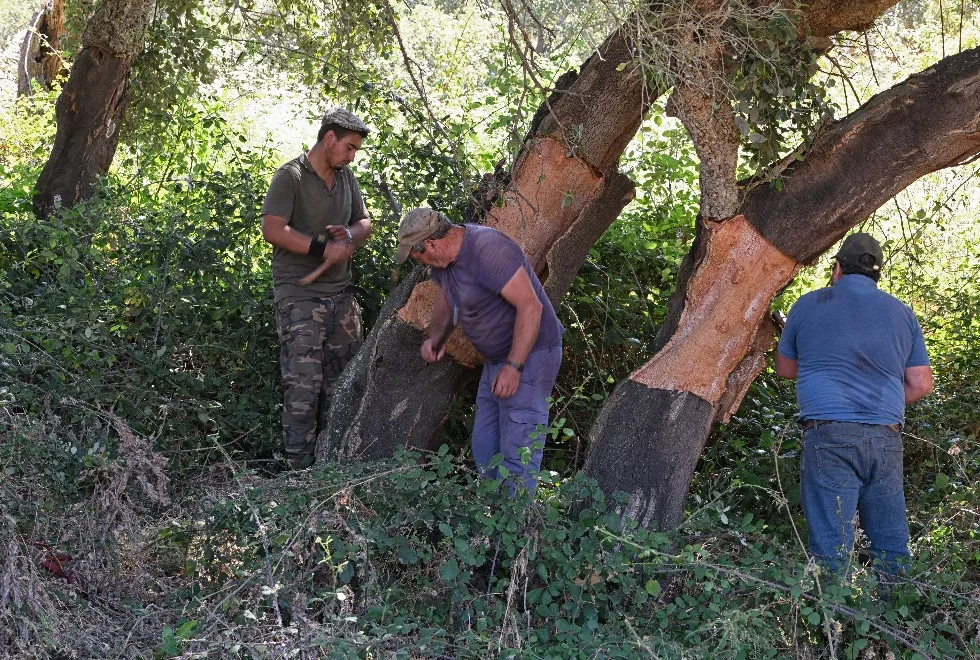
top-left (834, 232), bottom-right (883, 271)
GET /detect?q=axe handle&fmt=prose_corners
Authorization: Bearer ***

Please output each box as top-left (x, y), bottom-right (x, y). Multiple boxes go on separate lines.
top-left (299, 259), bottom-right (335, 286)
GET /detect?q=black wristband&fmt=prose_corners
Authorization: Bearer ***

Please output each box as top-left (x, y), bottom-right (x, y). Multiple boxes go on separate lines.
top-left (308, 234), bottom-right (327, 259)
top-left (505, 360), bottom-right (525, 373)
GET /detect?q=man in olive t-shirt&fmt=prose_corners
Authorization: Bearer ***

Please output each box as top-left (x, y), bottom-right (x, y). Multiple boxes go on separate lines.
top-left (260, 108), bottom-right (371, 469)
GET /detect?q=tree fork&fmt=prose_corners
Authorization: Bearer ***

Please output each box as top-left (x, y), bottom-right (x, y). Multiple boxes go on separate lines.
top-left (585, 46), bottom-right (980, 530)
top-left (321, 27), bottom-right (648, 462)
top-left (320, 0), bottom-right (940, 464)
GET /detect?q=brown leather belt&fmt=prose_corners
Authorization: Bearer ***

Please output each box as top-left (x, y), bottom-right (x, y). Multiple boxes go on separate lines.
top-left (801, 419), bottom-right (902, 433)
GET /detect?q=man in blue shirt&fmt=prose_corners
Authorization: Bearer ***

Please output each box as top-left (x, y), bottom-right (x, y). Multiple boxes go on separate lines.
top-left (776, 233), bottom-right (933, 572)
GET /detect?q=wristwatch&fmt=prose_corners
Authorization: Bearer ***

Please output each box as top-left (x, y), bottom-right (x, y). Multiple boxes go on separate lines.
top-left (343, 227), bottom-right (353, 244)
top-left (505, 360), bottom-right (525, 373)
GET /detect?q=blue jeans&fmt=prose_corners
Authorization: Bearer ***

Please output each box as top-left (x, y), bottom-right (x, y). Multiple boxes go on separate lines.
top-left (801, 422), bottom-right (910, 573)
top-left (472, 343), bottom-right (562, 492)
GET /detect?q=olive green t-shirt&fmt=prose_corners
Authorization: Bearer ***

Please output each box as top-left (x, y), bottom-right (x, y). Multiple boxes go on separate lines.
top-left (261, 154), bottom-right (369, 302)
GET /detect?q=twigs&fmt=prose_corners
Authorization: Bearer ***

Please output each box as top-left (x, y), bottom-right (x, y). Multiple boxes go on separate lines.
top-left (382, 1), bottom-right (468, 183)
top-left (602, 528), bottom-right (935, 660)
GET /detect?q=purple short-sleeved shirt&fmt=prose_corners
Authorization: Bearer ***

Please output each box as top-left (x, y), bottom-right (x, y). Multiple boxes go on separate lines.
top-left (429, 225), bottom-right (564, 362)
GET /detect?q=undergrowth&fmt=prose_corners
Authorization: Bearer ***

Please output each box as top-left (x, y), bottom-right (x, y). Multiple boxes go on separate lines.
top-left (3, 407), bottom-right (980, 659)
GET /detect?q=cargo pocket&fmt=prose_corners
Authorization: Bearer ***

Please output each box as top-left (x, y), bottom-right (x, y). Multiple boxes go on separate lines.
top-left (274, 300), bottom-right (292, 344)
top-left (505, 409), bottom-right (550, 463)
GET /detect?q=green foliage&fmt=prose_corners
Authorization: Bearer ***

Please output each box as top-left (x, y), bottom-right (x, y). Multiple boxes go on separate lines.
top-left (1, 95), bottom-right (285, 471)
top-left (5, 0), bottom-right (980, 656)
top-left (0, 0), bottom-right (35, 52)
top-left (0, 90), bottom-right (58, 215)
top-left (727, 9), bottom-right (836, 173)
top-left (168, 449), bottom-right (980, 657)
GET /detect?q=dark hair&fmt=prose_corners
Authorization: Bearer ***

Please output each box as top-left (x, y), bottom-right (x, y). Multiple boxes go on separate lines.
top-left (429, 219), bottom-right (454, 240)
top-left (317, 122), bottom-right (368, 143)
top-left (837, 254), bottom-right (881, 282)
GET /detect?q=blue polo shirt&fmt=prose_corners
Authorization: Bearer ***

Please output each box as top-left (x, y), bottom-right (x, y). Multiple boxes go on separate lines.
top-left (777, 274), bottom-right (930, 425)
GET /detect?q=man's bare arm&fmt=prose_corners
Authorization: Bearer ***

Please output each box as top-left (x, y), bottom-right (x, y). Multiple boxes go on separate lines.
top-left (262, 215), bottom-right (371, 256)
top-left (490, 268), bottom-right (543, 399)
top-left (904, 365), bottom-right (934, 404)
top-left (500, 267), bottom-right (543, 368)
top-left (774, 352), bottom-right (798, 380)
top-left (261, 214), bottom-right (316, 254)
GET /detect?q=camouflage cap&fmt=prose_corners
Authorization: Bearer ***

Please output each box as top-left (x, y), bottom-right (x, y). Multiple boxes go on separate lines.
top-left (834, 232), bottom-right (883, 272)
top-left (320, 107), bottom-right (370, 135)
top-left (395, 207), bottom-right (451, 263)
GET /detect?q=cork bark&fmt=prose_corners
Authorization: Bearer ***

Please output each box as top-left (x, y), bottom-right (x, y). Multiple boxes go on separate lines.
top-left (584, 45), bottom-right (980, 530)
top-left (18, 0), bottom-right (67, 96)
top-left (323, 25), bottom-right (649, 462)
top-left (33, 0), bottom-right (155, 217)
top-left (323, 0), bottom-right (956, 480)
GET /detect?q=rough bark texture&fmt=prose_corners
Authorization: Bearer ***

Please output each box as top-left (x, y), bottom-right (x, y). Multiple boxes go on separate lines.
top-left (33, 0), bottom-right (154, 218)
top-left (321, 0), bottom-right (921, 465)
top-left (18, 0), bottom-right (66, 96)
top-left (743, 46), bottom-right (980, 263)
top-left (663, 0), bottom-right (741, 220)
top-left (796, 0), bottom-right (901, 37)
top-left (323, 25), bottom-right (650, 462)
top-left (584, 46), bottom-right (980, 529)
top-left (318, 266), bottom-right (477, 461)
top-left (667, 82), bottom-right (740, 219)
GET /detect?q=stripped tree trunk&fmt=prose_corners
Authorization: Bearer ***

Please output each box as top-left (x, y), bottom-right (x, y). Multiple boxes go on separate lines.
top-left (319, 25), bottom-right (647, 462)
top-left (583, 46), bottom-right (980, 529)
top-left (319, 0), bottom-right (915, 464)
top-left (33, 0), bottom-right (154, 218)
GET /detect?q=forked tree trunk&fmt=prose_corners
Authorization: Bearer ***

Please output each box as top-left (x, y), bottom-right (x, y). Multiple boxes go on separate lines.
top-left (319, 25), bottom-right (648, 462)
top-left (583, 46), bottom-right (980, 528)
top-left (318, 0), bottom-right (919, 464)
top-left (33, 0), bottom-right (154, 218)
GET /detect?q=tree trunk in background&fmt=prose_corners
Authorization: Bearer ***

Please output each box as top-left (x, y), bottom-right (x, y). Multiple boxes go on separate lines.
top-left (17, 0), bottom-right (67, 96)
top-left (33, 0), bottom-right (154, 218)
top-left (583, 46), bottom-right (980, 529)
top-left (319, 0), bottom-right (917, 464)
top-left (319, 25), bottom-right (647, 462)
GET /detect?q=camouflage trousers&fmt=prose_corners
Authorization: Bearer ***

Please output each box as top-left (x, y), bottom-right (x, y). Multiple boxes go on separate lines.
top-left (275, 293), bottom-right (363, 459)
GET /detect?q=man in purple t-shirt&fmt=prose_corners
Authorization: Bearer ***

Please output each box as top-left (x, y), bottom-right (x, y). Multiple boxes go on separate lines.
top-left (394, 208), bottom-right (564, 490)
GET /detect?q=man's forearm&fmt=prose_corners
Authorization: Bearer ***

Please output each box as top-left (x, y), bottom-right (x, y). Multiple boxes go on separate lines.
top-left (429, 307), bottom-right (456, 350)
top-left (349, 217), bottom-right (371, 249)
top-left (262, 215), bottom-right (316, 255)
top-left (506, 305), bottom-right (541, 365)
top-left (905, 383), bottom-right (931, 404)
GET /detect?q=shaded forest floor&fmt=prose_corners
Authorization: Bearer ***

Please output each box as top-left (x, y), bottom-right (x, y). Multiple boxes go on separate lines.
top-left (3, 402), bottom-right (980, 658)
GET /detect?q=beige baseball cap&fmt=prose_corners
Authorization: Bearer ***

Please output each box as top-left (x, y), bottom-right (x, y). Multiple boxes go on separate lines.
top-left (395, 207), bottom-right (451, 263)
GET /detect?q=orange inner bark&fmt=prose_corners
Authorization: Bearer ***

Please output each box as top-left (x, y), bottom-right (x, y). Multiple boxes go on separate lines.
top-left (631, 215), bottom-right (799, 405)
top-left (395, 136), bottom-right (604, 366)
top-left (396, 281), bottom-right (482, 367)
top-left (487, 137), bottom-right (602, 271)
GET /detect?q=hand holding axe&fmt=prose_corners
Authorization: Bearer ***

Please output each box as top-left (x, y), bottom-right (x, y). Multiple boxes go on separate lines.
top-left (300, 225), bottom-right (354, 286)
